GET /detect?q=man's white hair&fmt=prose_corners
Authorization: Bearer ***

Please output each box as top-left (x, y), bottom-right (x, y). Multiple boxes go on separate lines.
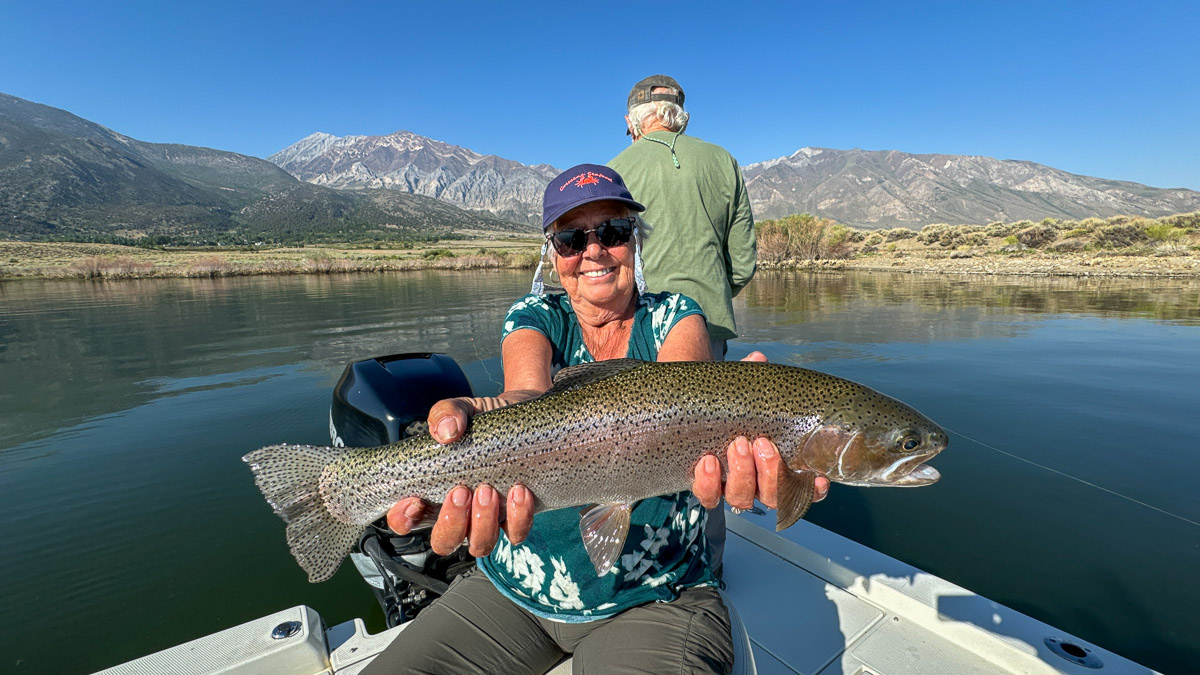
top-left (628, 101), bottom-right (690, 136)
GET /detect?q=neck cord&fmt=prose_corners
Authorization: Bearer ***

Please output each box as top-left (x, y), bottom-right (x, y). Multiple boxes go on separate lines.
top-left (641, 130), bottom-right (683, 169)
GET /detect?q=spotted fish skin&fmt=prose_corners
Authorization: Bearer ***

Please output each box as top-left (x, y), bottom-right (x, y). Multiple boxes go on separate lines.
top-left (244, 359), bottom-right (947, 582)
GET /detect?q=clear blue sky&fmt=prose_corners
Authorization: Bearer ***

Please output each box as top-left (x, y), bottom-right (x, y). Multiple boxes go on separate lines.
top-left (4, 1), bottom-right (1198, 189)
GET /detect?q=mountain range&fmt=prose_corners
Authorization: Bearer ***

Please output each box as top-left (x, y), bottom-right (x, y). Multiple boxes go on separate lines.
top-left (742, 147), bottom-right (1200, 226)
top-left (3, 91), bottom-right (1198, 244)
top-left (269, 131), bottom-right (1200, 229)
top-left (0, 93), bottom-right (525, 244)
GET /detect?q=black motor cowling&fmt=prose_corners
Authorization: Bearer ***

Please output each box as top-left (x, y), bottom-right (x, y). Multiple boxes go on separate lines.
top-left (331, 352), bottom-right (473, 447)
top-left (329, 353), bottom-right (477, 627)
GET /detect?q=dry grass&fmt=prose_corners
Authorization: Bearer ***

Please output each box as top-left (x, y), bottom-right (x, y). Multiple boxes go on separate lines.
top-left (754, 211), bottom-right (1200, 277)
top-left (66, 255), bottom-right (156, 278)
top-left (0, 238), bottom-right (545, 280)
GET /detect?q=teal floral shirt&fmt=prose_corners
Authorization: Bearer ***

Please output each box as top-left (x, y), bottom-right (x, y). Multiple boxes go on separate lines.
top-left (478, 291), bottom-right (717, 622)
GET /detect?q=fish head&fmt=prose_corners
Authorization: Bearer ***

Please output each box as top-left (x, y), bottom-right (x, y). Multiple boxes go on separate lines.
top-left (791, 388), bottom-right (948, 487)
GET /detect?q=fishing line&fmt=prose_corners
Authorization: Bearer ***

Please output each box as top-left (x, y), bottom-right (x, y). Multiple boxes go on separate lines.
top-left (944, 425), bottom-right (1200, 529)
top-left (468, 336), bottom-right (503, 390)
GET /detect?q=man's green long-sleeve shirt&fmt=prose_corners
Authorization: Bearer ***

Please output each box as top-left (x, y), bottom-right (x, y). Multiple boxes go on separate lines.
top-left (609, 131), bottom-right (756, 341)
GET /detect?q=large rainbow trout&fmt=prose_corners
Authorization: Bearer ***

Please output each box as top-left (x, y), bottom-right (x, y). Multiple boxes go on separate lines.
top-left (244, 359), bottom-right (948, 582)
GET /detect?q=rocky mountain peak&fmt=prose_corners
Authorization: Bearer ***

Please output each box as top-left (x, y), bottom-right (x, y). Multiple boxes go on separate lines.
top-left (269, 130), bottom-right (556, 225)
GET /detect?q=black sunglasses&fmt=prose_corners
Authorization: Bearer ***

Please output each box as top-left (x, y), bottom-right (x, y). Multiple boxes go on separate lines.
top-left (547, 218), bottom-right (635, 257)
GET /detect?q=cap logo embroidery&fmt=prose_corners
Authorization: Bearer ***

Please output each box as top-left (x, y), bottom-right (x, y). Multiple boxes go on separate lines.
top-left (560, 171), bottom-right (614, 191)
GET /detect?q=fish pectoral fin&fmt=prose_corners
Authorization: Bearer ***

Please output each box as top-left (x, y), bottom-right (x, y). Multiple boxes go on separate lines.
top-left (578, 502), bottom-right (634, 577)
top-left (775, 469), bottom-right (817, 531)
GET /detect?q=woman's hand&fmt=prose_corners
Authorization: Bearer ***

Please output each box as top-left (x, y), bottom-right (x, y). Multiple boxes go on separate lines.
top-left (385, 392), bottom-right (541, 556)
top-left (387, 483), bottom-right (535, 557)
top-left (691, 351), bottom-right (831, 512)
top-left (692, 437), bottom-right (830, 511)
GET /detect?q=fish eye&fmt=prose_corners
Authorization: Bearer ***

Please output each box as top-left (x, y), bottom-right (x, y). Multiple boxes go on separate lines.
top-left (894, 431), bottom-right (922, 453)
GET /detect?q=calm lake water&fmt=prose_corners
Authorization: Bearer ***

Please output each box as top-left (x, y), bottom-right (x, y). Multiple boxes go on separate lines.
top-left (1, 270), bottom-right (1197, 674)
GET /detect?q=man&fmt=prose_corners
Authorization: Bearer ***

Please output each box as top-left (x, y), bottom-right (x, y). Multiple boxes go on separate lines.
top-left (608, 74), bottom-right (757, 361)
top-left (610, 75), bottom-right (758, 571)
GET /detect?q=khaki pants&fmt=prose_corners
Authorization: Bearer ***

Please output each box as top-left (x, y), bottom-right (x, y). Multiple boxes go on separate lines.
top-left (361, 568), bottom-right (734, 675)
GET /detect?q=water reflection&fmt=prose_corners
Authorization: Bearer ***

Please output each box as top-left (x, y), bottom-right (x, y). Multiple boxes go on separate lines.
top-left (742, 271), bottom-right (1200, 326)
top-left (0, 272), bottom-right (525, 448)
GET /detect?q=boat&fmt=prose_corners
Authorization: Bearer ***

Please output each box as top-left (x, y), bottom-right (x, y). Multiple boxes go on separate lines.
top-left (95, 353), bottom-right (1160, 674)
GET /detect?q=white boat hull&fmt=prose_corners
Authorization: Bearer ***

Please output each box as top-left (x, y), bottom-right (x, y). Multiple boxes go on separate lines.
top-left (94, 514), bottom-right (1157, 674)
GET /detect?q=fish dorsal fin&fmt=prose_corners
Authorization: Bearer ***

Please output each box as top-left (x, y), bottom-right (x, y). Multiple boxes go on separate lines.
top-left (775, 469), bottom-right (817, 531)
top-left (578, 502), bottom-right (634, 576)
top-left (548, 358), bottom-right (648, 395)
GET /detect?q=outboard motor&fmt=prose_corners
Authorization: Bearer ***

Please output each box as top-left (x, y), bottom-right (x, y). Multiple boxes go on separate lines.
top-left (330, 353), bottom-right (477, 627)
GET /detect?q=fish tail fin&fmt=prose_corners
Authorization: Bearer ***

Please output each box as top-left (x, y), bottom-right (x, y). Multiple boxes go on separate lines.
top-left (775, 469), bottom-right (816, 531)
top-left (243, 444), bottom-right (358, 583)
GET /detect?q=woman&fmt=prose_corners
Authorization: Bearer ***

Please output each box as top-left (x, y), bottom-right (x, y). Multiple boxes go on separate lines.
top-left (364, 164), bottom-right (828, 674)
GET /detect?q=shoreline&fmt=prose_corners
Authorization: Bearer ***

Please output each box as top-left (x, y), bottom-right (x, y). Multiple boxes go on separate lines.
top-left (772, 254), bottom-right (1200, 278)
top-left (0, 240), bottom-right (541, 281)
top-left (2, 239), bottom-right (1199, 281)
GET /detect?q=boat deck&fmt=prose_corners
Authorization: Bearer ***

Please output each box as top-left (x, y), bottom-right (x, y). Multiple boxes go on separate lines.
top-left (96, 513), bottom-right (1158, 674)
top-left (722, 514), bottom-right (1149, 674)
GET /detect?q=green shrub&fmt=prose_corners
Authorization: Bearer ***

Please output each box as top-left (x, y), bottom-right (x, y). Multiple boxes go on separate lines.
top-left (885, 227), bottom-right (917, 241)
top-left (826, 224), bottom-right (851, 248)
top-left (1095, 224), bottom-right (1149, 248)
top-left (754, 219), bottom-right (791, 263)
top-left (864, 233), bottom-right (884, 247)
top-left (824, 224), bottom-right (855, 259)
top-left (1145, 224), bottom-right (1186, 242)
top-left (1160, 211), bottom-right (1199, 231)
top-left (1016, 224), bottom-right (1058, 248)
top-left (754, 214), bottom-right (852, 261)
top-left (917, 223), bottom-right (950, 245)
top-left (986, 221), bottom-right (1019, 238)
top-left (784, 213), bottom-right (832, 260)
top-left (1050, 238), bottom-right (1086, 253)
top-left (917, 224), bottom-right (971, 248)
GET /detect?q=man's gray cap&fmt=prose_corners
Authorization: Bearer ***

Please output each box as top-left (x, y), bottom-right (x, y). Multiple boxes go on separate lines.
top-left (627, 74), bottom-right (685, 110)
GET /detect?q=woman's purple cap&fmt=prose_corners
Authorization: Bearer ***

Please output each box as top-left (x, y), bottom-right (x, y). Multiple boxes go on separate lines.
top-left (542, 163), bottom-right (645, 231)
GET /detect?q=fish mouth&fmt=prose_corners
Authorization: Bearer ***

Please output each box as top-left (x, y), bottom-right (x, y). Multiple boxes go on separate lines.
top-left (836, 461), bottom-right (941, 487)
top-left (888, 463), bottom-right (940, 486)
